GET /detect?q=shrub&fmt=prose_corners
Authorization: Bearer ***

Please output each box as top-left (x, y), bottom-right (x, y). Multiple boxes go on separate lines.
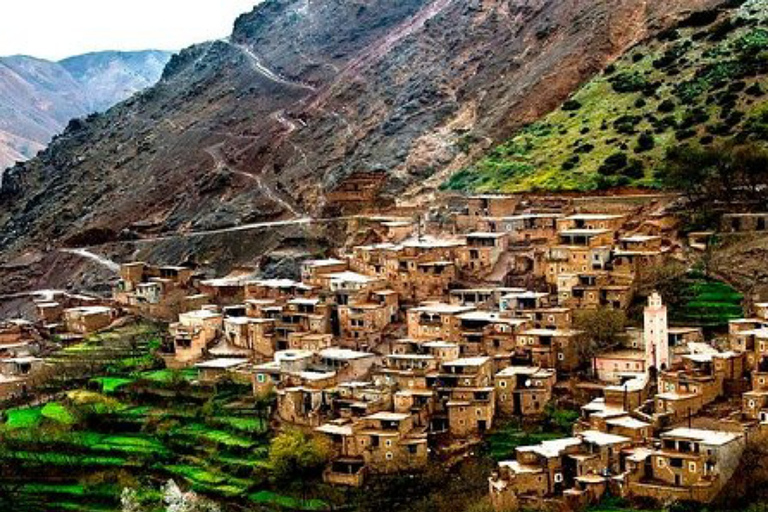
top-left (598, 152), bottom-right (629, 175)
top-left (562, 99), bottom-right (582, 111)
top-left (622, 159), bottom-right (645, 179)
top-left (609, 71), bottom-right (649, 93)
top-left (613, 115), bottom-right (642, 134)
top-left (658, 99), bottom-right (676, 113)
top-left (635, 132), bottom-right (655, 153)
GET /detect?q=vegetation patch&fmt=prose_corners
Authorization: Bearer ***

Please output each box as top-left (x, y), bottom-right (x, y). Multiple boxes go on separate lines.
top-left (444, 0), bottom-right (768, 192)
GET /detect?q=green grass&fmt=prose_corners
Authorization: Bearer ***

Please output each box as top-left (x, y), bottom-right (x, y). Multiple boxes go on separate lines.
top-left (486, 423), bottom-right (564, 462)
top-left (4, 406), bottom-right (43, 429)
top-left (91, 376), bottom-right (134, 393)
top-left (41, 402), bottom-right (77, 425)
top-left (444, 1), bottom-right (768, 193)
top-left (173, 423), bottom-right (257, 449)
top-left (249, 490), bottom-right (329, 511)
top-left (212, 416), bottom-right (267, 433)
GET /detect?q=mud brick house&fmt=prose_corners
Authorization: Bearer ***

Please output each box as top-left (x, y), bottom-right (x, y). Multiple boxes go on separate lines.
top-left (454, 311), bottom-right (530, 357)
top-left (458, 232), bottom-right (509, 274)
top-left (317, 348), bottom-right (376, 381)
top-left (579, 374), bottom-right (650, 432)
top-left (378, 353), bottom-right (439, 391)
top-left (301, 258), bottom-right (348, 287)
top-left (556, 273), bottom-right (632, 310)
top-left (113, 263), bottom-right (196, 319)
top-left (516, 328), bottom-right (584, 372)
top-left (0, 319), bottom-right (40, 347)
top-left (593, 351), bottom-right (647, 383)
top-left (720, 212), bottom-right (768, 233)
top-left (274, 298), bottom-right (332, 350)
top-left (430, 356), bottom-right (496, 437)
top-left (332, 381), bottom-right (393, 419)
top-left (489, 431), bottom-right (633, 512)
top-left (654, 351), bottom-right (744, 422)
top-left (477, 213), bottom-right (563, 245)
top-left (244, 279), bottom-right (314, 301)
top-left (406, 303), bottom-right (475, 341)
top-left (286, 332), bottom-right (334, 353)
top-left (611, 235), bottom-right (665, 279)
top-left (528, 307), bottom-right (573, 330)
top-left (197, 277), bottom-right (247, 305)
top-left (500, 291), bottom-right (551, 316)
top-left (316, 410), bottom-right (429, 487)
top-left (326, 171), bottom-right (389, 210)
top-left (337, 289), bottom-right (399, 349)
top-left (349, 236), bottom-right (465, 303)
top-left (623, 428), bottom-right (744, 503)
top-left (194, 357), bottom-right (249, 383)
top-left (494, 366), bottom-right (556, 416)
top-left (456, 195), bottom-right (519, 229)
top-left (542, 230), bottom-right (615, 285)
top-left (449, 287), bottom-right (525, 309)
top-left (557, 214), bottom-right (625, 233)
top-left (63, 306), bottom-right (115, 334)
top-left (167, 308), bottom-right (223, 366)
top-left (221, 316), bottom-right (277, 357)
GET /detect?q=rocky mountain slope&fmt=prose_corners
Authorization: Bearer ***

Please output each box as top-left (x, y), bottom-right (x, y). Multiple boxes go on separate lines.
top-left (0, 50), bottom-right (171, 170)
top-left (445, 0), bottom-right (768, 193)
top-left (0, 0), bottom-right (725, 294)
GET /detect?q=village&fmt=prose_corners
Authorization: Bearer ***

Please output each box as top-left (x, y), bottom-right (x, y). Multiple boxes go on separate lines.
top-left (1, 190), bottom-right (767, 511)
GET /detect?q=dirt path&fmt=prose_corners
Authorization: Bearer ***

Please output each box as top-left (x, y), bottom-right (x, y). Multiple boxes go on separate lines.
top-left (231, 42), bottom-right (316, 92)
top-left (203, 142), bottom-right (303, 218)
top-left (59, 248), bottom-right (120, 273)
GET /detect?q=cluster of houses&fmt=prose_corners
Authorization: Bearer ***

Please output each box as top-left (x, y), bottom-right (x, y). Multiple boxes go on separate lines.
top-left (3, 193), bottom-right (767, 509)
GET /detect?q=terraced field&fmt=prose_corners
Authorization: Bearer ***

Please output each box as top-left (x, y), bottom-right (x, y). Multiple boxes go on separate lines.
top-left (0, 323), bottom-right (321, 512)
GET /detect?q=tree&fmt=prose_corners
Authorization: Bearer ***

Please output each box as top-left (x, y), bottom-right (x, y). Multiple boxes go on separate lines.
top-left (574, 308), bottom-right (627, 362)
top-left (268, 429), bottom-right (331, 484)
top-left (254, 388), bottom-right (276, 428)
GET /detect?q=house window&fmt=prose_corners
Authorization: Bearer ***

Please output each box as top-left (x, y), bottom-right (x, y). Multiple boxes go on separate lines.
top-left (386, 440), bottom-right (392, 447)
top-left (386, 452), bottom-right (394, 460)
top-left (689, 462), bottom-right (697, 472)
top-left (554, 473), bottom-right (563, 483)
top-left (557, 353), bottom-right (565, 361)
top-left (257, 374), bottom-right (266, 383)
top-left (499, 381), bottom-right (507, 388)
top-left (657, 457), bottom-right (666, 467)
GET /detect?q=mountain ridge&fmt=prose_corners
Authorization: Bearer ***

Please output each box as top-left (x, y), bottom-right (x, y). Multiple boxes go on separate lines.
top-left (0, 49), bottom-right (172, 171)
top-left (0, 0), bottom-right (725, 295)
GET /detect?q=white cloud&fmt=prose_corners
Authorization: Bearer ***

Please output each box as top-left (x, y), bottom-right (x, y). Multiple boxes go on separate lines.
top-left (0, 0), bottom-right (262, 61)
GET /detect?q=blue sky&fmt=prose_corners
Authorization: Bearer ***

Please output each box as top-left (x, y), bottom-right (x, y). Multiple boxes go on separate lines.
top-left (0, 0), bottom-right (261, 60)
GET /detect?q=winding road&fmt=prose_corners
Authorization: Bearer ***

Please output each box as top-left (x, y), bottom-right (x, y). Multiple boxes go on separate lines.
top-left (60, 248), bottom-right (121, 273)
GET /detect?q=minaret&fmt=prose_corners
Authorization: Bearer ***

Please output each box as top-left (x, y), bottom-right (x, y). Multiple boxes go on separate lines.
top-left (644, 292), bottom-right (669, 371)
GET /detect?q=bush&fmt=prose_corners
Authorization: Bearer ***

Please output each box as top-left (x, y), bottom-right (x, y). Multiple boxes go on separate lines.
top-left (658, 99), bottom-right (676, 113)
top-left (562, 99), bottom-right (582, 111)
top-left (609, 71), bottom-right (649, 93)
top-left (622, 159), bottom-right (645, 179)
top-left (598, 152), bottom-right (629, 175)
top-left (635, 132), bottom-right (655, 153)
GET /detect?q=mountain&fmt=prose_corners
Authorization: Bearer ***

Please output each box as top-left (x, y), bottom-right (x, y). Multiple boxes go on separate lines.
top-left (0, 50), bottom-right (172, 170)
top-left (443, 0), bottom-right (768, 193)
top-left (0, 0), bottom-right (725, 293)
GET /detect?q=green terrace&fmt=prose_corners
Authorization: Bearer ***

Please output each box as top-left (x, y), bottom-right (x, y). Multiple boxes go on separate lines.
top-left (0, 321), bottom-right (323, 512)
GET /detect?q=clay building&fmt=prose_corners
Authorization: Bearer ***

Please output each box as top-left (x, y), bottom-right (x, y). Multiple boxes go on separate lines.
top-left (494, 366), bottom-right (556, 416)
